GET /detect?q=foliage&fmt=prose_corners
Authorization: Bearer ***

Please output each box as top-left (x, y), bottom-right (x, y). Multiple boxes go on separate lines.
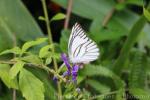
top-left (0, 0), bottom-right (150, 100)
top-left (144, 7), bottom-right (150, 21)
top-left (19, 68), bottom-right (45, 100)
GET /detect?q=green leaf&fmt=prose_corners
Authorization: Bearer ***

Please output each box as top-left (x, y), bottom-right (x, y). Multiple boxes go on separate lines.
top-left (114, 10), bottom-right (139, 30)
top-left (51, 13), bottom-right (66, 22)
top-left (86, 79), bottom-right (110, 93)
top-left (130, 88), bottom-right (150, 100)
top-left (45, 57), bottom-right (52, 65)
top-left (22, 38), bottom-right (47, 53)
top-left (52, 53), bottom-right (60, 60)
top-left (28, 68), bottom-right (56, 100)
top-left (140, 24), bottom-right (150, 48)
top-left (19, 68), bottom-right (45, 100)
top-left (53, 0), bottom-right (140, 43)
top-left (60, 29), bottom-right (70, 52)
top-left (9, 60), bottom-right (25, 79)
top-left (38, 16), bottom-right (46, 21)
top-left (143, 7), bottom-right (150, 21)
top-left (115, 3), bottom-right (126, 11)
top-left (21, 54), bottom-right (43, 65)
top-left (80, 65), bottom-right (115, 77)
top-left (126, 0), bottom-right (143, 6)
top-left (77, 75), bottom-right (84, 85)
top-left (0, 47), bottom-right (22, 56)
top-left (90, 10), bottom-right (139, 42)
top-left (90, 16), bottom-right (127, 42)
top-left (0, 0), bottom-right (44, 42)
top-left (129, 52), bottom-right (147, 89)
top-left (116, 89), bottom-right (126, 100)
top-left (80, 65), bottom-right (125, 89)
top-left (39, 45), bottom-right (53, 58)
top-left (0, 64), bottom-right (18, 89)
top-left (113, 15), bottom-right (147, 75)
top-left (0, 18), bottom-right (14, 52)
top-left (52, 0), bottom-right (115, 20)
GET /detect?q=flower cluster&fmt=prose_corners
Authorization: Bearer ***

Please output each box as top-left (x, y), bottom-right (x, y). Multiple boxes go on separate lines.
top-left (61, 53), bottom-right (79, 83)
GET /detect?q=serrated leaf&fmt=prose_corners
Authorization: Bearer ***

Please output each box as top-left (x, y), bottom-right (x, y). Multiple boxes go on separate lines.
top-left (0, 64), bottom-right (18, 89)
top-left (22, 38), bottom-right (47, 53)
top-left (51, 13), bottom-right (66, 22)
top-left (39, 45), bottom-right (53, 58)
top-left (129, 52), bottom-right (147, 89)
top-left (9, 60), bottom-right (25, 79)
top-left (143, 7), bottom-right (150, 22)
top-left (0, 47), bottom-right (22, 56)
top-left (22, 54), bottom-right (43, 65)
top-left (28, 68), bottom-right (56, 100)
top-left (86, 79), bottom-right (110, 93)
top-left (19, 68), bottom-right (45, 100)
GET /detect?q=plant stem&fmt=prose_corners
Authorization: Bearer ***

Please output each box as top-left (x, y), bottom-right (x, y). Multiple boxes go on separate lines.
top-left (12, 32), bottom-right (17, 100)
top-left (64, 0), bottom-right (73, 29)
top-left (12, 89), bottom-right (16, 100)
top-left (0, 60), bottom-right (66, 82)
top-left (43, 65), bottom-right (66, 82)
top-left (41, 0), bottom-right (58, 72)
top-left (102, 0), bottom-right (125, 27)
top-left (41, 0), bottom-right (53, 44)
top-left (41, 0), bottom-right (62, 98)
top-left (58, 63), bottom-right (65, 73)
top-left (102, 8), bottom-right (115, 27)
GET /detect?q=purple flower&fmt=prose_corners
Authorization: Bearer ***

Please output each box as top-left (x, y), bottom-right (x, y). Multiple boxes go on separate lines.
top-left (62, 71), bottom-right (70, 77)
top-left (53, 76), bottom-right (58, 83)
top-left (61, 53), bottom-right (79, 83)
top-left (72, 65), bottom-right (79, 82)
top-left (61, 53), bottom-right (71, 75)
top-left (53, 53), bottom-right (79, 83)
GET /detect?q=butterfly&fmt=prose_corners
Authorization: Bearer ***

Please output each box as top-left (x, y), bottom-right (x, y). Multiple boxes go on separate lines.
top-left (59, 23), bottom-right (99, 82)
top-left (68, 23), bottom-right (100, 64)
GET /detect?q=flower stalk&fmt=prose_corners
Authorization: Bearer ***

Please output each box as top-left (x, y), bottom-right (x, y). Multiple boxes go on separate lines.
top-left (41, 0), bottom-right (62, 98)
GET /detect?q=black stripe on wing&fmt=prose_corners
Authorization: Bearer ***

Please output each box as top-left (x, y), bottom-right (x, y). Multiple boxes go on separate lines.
top-left (68, 23), bottom-right (86, 55)
top-left (81, 39), bottom-right (99, 61)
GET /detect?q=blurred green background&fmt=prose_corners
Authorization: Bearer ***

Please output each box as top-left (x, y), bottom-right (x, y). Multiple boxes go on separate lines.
top-left (0, 0), bottom-right (150, 100)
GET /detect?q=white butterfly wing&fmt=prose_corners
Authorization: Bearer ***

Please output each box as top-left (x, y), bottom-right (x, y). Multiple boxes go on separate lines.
top-left (68, 23), bottom-right (100, 64)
